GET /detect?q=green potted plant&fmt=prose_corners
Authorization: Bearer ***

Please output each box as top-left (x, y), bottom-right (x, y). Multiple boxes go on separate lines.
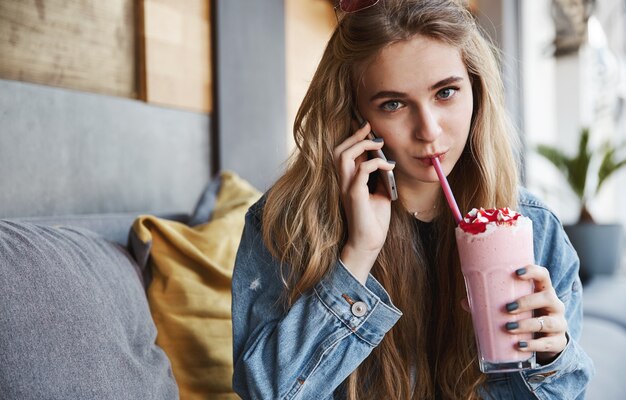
top-left (537, 127), bottom-right (626, 280)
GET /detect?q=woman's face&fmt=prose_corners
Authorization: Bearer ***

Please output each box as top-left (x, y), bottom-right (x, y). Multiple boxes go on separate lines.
top-left (356, 34), bottom-right (474, 187)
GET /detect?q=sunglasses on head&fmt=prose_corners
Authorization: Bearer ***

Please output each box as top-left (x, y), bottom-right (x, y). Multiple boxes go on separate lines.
top-left (338, 0), bottom-right (381, 13)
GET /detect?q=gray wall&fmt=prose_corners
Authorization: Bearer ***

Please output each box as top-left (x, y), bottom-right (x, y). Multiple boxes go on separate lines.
top-left (214, 0), bottom-right (288, 192)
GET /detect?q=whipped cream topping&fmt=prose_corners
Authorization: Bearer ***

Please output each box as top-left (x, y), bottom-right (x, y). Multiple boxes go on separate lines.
top-left (458, 207), bottom-right (521, 234)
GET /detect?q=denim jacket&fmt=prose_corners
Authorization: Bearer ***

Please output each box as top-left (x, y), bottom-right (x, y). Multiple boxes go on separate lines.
top-left (231, 188), bottom-right (594, 399)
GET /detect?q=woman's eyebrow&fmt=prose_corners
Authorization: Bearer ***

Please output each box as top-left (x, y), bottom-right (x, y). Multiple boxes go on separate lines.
top-left (369, 91), bottom-right (408, 102)
top-left (430, 76), bottom-right (464, 91)
top-left (368, 76), bottom-right (465, 102)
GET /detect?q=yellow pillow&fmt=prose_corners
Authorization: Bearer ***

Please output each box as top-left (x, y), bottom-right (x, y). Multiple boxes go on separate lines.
top-left (131, 171), bottom-right (261, 400)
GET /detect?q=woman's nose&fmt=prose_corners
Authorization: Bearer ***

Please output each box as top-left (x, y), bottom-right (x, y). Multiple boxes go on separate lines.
top-left (413, 107), bottom-right (442, 142)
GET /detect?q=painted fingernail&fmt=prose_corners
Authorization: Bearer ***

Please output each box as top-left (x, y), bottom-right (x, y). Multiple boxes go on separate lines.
top-left (518, 341), bottom-right (528, 348)
top-left (359, 120), bottom-right (368, 128)
top-left (372, 137), bottom-right (384, 143)
top-left (506, 302), bottom-right (519, 312)
top-left (516, 267), bottom-right (527, 276)
top-left (387, 160), bottom-right (396, 165)
top-left (506, 321), bottom-right (519, 330)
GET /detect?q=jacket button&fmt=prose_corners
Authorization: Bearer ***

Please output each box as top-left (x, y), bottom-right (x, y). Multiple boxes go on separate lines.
top-left (528, 375), bottom-right (546, 384)
top-left (351, 301), bottom-right (368, 317)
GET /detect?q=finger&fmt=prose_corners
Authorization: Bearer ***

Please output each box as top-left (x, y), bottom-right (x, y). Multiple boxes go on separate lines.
top-left (333, 121), bottom-right (372, 160)
top-left (507, 265), bottom-right (563, 315)
top-left (336, 136), bottom-right (384, 176)
top-left (506, 290), bottom-right (564, 315)
top-left (505, 315), bottom-right (568, 335)
top-left (339, 136), bottom-right (385, 168)
top-left (517, 335), bottom-right (568, 354)
top-left (335, 138), bottom-right (386, 194)
top-left (349, 158), bottom-right (396, 197)
top-left (515, 264), bottom-right (552, 292)
top-left (337, 139), bottom-right (386, 191)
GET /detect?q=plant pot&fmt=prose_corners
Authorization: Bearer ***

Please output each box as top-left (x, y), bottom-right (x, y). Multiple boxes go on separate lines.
top-left (564, 223), bottom-right (624, 282)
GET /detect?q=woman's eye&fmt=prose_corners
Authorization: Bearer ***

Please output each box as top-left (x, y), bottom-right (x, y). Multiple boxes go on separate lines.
top-left (437, 87), bottom-right (457, 100)
top-left (380, 101), bottom-right (402, 111)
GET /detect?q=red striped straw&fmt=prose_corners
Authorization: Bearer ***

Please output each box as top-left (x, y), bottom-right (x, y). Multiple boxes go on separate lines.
top-left (431, 156), bottom-right (463, 225)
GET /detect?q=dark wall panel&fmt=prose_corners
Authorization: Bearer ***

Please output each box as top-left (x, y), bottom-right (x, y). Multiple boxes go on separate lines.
top-left (215, 0), bottom-right (287, 191)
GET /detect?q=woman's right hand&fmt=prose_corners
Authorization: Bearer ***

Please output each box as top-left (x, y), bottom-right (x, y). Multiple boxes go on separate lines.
top-left (333, 121), bottom-right (396, 284)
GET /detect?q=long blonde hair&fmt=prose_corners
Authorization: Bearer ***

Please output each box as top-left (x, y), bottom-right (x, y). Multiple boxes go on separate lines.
top-left (263, 0), bottom-right (520, 398)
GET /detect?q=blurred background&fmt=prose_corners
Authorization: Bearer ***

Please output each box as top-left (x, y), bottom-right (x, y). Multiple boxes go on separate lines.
top-left (1, 0), bottom-right (625, 271)
top-left (1, 2), bottom-right (625, 398)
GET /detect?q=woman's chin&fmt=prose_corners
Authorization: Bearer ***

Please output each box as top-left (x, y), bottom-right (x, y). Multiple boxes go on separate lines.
top-left (397, 171), bottom-right (440, 186)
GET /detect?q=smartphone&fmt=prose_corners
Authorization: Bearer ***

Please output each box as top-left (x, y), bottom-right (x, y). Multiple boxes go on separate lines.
top-left (353, 109), bottom-right (398, 201)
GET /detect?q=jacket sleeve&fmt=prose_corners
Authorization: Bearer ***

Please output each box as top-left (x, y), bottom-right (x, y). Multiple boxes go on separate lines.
top-left (231, 203), bottom-right (402, 400)
top-left (510, 202), bottom-right (595, 399)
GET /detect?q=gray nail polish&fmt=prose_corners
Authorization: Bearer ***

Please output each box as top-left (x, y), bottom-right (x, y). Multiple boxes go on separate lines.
top-left (506, 302), bottom-right (519, 312)
top-left (518, 341), bottom-right (528, 348)
top-left (506, 321), bottom-right (519, 330)
top-left (372, 137), bottom-right (384, 143)
top-left (516, 267), bottom-right (527, 276)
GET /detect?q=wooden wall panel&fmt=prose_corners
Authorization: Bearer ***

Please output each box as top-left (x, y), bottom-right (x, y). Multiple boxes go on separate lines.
top-left (0, 0), bottom-right (135, 98)
top-left (138, 0), bottom-right (212, 113)
top-left (285, 0), bottom-right (336, 147)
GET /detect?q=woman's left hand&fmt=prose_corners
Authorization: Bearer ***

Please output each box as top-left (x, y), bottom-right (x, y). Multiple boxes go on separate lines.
top-left (505, 264), bottom-right (568, 364)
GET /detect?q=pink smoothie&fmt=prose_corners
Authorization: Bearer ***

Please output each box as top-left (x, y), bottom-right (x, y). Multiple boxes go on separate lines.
top-left (455, 208), bottom-right (534, 366)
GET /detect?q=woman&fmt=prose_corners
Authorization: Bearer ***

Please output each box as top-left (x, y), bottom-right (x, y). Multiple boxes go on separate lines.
top-left (231, 0), bottom-right (594, 398)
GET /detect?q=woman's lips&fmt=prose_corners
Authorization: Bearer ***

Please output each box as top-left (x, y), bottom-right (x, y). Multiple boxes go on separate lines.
top-left (416, 152), bottom-right (447, 166)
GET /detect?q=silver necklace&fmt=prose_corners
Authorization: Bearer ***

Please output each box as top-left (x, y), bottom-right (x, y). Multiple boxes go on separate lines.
top-left (410, 204), bottom-right (437, 219)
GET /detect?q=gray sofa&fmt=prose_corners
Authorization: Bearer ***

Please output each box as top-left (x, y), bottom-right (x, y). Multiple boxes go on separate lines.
top-left (0, 78), bottom-right (213, 399)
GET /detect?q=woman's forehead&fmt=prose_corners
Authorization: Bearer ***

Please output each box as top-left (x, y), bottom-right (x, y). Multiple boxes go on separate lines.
top-left (357, 35), bottom-right (467, 94)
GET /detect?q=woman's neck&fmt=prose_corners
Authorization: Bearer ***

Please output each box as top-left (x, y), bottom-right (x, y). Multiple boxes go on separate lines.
top-left (397, 177), bottom-right (441, 222)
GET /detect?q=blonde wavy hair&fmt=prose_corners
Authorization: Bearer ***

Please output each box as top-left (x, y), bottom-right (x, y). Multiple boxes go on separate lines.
top-left (263, 0), bottom-right (520, 398)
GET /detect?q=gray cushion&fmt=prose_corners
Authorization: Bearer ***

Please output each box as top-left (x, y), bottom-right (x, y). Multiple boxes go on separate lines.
top-left (188, 174), bottom-right (222, 227)
top-left (0, 221), bottom-right (178, 399)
